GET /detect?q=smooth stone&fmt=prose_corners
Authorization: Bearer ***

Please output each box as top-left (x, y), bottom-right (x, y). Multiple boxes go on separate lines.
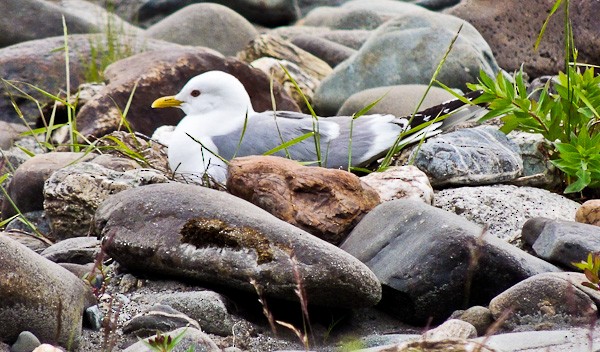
top-left (11, 331), bottom-right (41, 352)
top-left (301, 6), bottom-right (386, 30)
top-left (83, 305), bottom-right (103, 331)
top-left (0, 235), bottom-right (96, 347)
top-left (449, 306), bottom-right (494, 337)
top-left (93, 183), bottom-right (382, 308)
top-left (360, 166), bottom-right (434, 204)
top-left (123, 304), bottom-right (200, 337)
top-left (412, 126), bottom-right (523, 187)
top-left (40, 237), bottom-right (101, 264)
top-left (422, 319), bottom-right (477, 340)
top-left (521, 217), bottom-right (600, 267)
top-left (0, 121), bottom-right (27, 150)
top-left (341, 200), bottom-right (559, 324)
top-left (290, 35), bottom-right (356, 67)
top-left (145, 3), bottom-right (258, 56)
top-left (576, 199), bottom-right (600, 226)
top-left (435, 185), bottom-right (579, 241)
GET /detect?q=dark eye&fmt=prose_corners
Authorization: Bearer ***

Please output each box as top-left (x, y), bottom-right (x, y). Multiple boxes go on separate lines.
top-left (190, 90), bottom-right (200, 97)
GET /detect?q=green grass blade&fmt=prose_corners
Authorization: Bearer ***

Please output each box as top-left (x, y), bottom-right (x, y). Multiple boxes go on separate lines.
top-left (263, 132), bottom-right (315, 156)
top-left (534, 0), bottom-right (563, 51)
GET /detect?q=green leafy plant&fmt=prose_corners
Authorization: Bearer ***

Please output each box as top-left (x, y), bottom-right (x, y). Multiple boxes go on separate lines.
top-left (141, 329), bottom-right (191, 352)
top-left (572, 252), bottom-right (600, 291)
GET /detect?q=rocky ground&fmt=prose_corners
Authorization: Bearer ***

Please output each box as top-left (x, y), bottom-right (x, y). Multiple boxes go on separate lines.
top-left (2, 0), bottom-right (600, 351)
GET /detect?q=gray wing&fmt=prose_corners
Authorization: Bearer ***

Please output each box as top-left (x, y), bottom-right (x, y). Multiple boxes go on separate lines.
top-left (212, 111), bottom-right (404, 168)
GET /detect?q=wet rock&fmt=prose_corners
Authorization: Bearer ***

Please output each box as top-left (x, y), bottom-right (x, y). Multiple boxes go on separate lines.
top-left (489, 272), bottom-right (597, 330)
top-left (75, 47), bottom-right (299, 138)
top-left (93, 183), bottom-right (382, 308)
top-left (41, 237), bottom-right (101, 264)
top-left (227, 156), bottom-right (380, 244)
top-left (0, 235), bottom-right (96, 347)
top-left (1, 152), bottom-right (95, 220)
top-left (360, 166), bottom-right (434, 204)
top-left (145, 3), bottom-right (258, 56)
top-left (412, 126), bottom-right (523, 187)
top-left (44, 161), bottom-right (169, 241)
top-left (341, 199), bottom-right (559, 324)
top-left (313, 3), bottom-right (499, 115)
top-left (521, 217), bottom-right (600, 267)
top-left (436, 185), bottom-right (579, 241)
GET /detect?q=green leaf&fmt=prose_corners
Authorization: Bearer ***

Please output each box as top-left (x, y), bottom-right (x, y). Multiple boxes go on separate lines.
top-left (263, 132), bottom-right (315, 156)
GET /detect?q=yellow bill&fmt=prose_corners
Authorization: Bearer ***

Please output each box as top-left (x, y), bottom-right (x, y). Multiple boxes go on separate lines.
top-left (151, 95), bottom-right (183, 108)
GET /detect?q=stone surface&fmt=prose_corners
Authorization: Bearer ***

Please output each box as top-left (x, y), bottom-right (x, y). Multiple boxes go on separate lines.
top-left (157, 291), bottom-right (235, 336)
top-left (75, 47), bottom-right (299, 138)
top-left (227, 156), bottom-right (380, 244)
top-left (489, 272), bottom-right (598, 330)
top-left (123, 304), bottom-right (201, 337)
top-left (508, 131), bottom-right (560, 188)
top-left (238, 34), bottom-right (333, 81)
top-left (521, 217), bottom-right (600, 268)
top-left (44, 160), bottom-right (168, 241)
top-left (145, 3), bottom-right (258, 56)
top-left (40, 237), bottom-right (101, 264)
top-left (0, 34), bottom-right (178, 126)
top-left (0, 121), bottom-right (27, 150)
top-left (93, 183), bottom-right (382, 308)
top-left (1, 152), bottom-right (95, 220)
top-left (0, 235), bottom-right (96, 347)
top-left (301, 6), bottom-right (386, 30)
top-left (123, 327), bottom-right (219, 352)
top-left (435, 185), bottom-right (580, 241)
top-left (576, 199), bottom-right (600, 226)
top-left (446, 0), bottom-right (600, 78)
top-left (422, 319), bottom-right (477, 340)
top-left (341, 199), bottom-right (559, 324)
top-left (412, 126), bottom-right (523, 187)
top-left (450, 306), bottom-right (494, 336)
top-left (338, 84), bottom-right (456, 117)
top-left (11, 331), bottom-right (41, 352)
top-left (290, 35), bottom-right (356, 67)
top-left (360, 166), bottom-right (434, 204)
top-left (313, 3), bottom-right (499, 115)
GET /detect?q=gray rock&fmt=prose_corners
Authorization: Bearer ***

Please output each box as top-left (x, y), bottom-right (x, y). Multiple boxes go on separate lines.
top-left (83, 305), bottom-right (103, 331)
top-left (337, 85), bottom-right (456, 117)
top-left (4, 210), bottom-right (52, 250)
top-left (522, 218), bottom-right (600, 267)
top-left (489, 272), bottom-right (597, 330)
top-left (123, 304), bottom-right (201, 337)
top-left (11, 331), bottom-right (41, 352)
top-left (0, 121), bottom-right (27, 150)
top-left (340, 200), bottom-right (559, 324)
top-left (360, 166), bottom-right (434, 204)
top-left (123, 327), bottom-right (220, 352)
top-left (290, 35), bottom-right (356, 67)
top-left (1, 152), bottom-right (95, 220)
top-left (412, 126), bottom-right (523, 187)
top-left (0, 235), bottom-right (96, 347)
top-left (44, 161), bottom-right (169, 240)
top-left (313, 3), bottom-right (499, 115)
top-left (41, 237), bottom-right (101, 264)
top-left (93, 183), bottom-right (382, 308)
top-left (508, 131), bottom-right (560, 187)
top-left (475, 329), bottom-right (594, 352)
top-left (271, 26), bottom-right (371, 50)
top-left (301, 6), bottom-right (385, 30)
top-left (422, 319), bottom-right (477, 340)
top-left (145, 3), bottom-right (258, 56)
top-left (435, 185), bottom-right (580, 241)
top-left (157, 291), bottom-right (235, 336)
top-left (450, 306), bottom-right (494, 337)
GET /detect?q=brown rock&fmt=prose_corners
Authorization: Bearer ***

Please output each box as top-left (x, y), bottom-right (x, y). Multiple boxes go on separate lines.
top-left (227, 155), bottom-right (380, 244)
top-left (445, 0), bottom-right (600, 78)
top-left (75, 47), bottom-right (300, 138)
top-left (575, 199), bottom-right (600, 226)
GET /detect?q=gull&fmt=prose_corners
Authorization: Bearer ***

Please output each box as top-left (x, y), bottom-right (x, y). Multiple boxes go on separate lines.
top-left (151, 70), bottom-right (483, 184)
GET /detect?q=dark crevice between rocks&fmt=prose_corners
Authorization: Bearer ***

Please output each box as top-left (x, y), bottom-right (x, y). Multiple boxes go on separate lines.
top-left (180, 217), bottom-right (274, 264)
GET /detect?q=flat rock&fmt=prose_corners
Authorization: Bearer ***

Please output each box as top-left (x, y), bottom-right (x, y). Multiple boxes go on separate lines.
top-left (341, 199), bottom-right (559, 324)
top-left (145, 3), bottom-right (258, 56)
top-left (521, 217), bottom-right (600, 267)
top-left (435, 185), bottom-right (580, 241)
top-left (92, 183), bottom-right (382, 308)
top-left (412, 126), bottom-right (523, 187)
top-left (40, 237), bottom-right (100, 264)
top-left (0, 235), bottom-right (96, 347)
top-left (76, 47), bottom-right (299, 138)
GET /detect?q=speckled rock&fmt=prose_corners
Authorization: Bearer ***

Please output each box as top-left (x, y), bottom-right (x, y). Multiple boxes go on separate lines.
top-left (93, 183), bottom-right (382, 308)
top-left (435, 185), bottom-right (579, 241)
top-left (360, 166), bottom-right (434, 204)
top-left (576, 199), bottom-right (600, 226)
